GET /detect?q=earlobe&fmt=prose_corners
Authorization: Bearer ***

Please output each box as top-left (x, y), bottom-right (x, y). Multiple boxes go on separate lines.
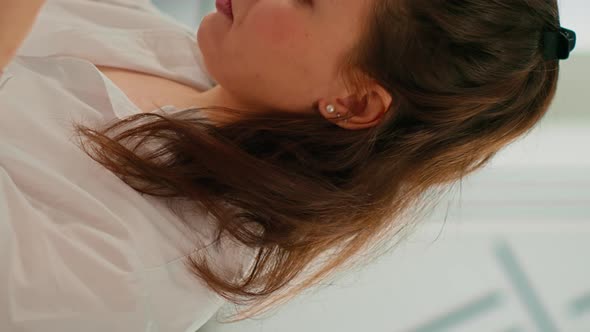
top-left (317, 99), bottom-right (351, 124)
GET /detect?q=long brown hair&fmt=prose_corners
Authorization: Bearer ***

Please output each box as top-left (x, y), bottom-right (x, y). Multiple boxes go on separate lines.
top-left (71, 0), bottom-right (562, 323)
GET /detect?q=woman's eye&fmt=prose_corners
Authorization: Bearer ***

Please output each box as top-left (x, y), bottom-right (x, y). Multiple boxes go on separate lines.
top-left (298, 0), bottom-right (313, 6)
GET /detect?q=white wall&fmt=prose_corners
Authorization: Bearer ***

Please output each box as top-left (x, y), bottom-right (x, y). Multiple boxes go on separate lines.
top-left (559, 0), bottom-right (590, 53)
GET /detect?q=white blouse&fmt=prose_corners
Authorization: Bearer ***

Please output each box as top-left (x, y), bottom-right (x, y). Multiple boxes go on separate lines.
top-left (0, 1), bottom-right (255, 331)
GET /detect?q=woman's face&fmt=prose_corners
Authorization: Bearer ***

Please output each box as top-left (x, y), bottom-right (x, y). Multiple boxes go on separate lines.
top-left (197, 0), bottom-right (374, 114)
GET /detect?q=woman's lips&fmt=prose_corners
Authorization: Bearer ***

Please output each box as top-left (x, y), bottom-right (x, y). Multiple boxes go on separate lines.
top-left (215, 0), bottom-right (233, 20)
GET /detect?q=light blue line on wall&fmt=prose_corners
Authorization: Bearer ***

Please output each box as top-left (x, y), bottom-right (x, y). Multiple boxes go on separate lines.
top-left (409, 291), bottom-right (503, 332)
top-left (570, 291), bottom-right (590, 317)
top-left (501, 326), bottom-right (525, 332)
top-left (495, 240), bottom-right (558, 332)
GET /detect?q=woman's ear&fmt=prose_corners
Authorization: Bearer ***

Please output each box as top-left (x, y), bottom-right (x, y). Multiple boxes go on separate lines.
top-left (331, 84), bottom-right (393, 130)
top-left (336, 94), bottom-right (369, 116)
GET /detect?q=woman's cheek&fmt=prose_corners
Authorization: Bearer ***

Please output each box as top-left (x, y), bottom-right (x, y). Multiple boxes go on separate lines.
top-left (251, 8), bottom-right (307, 50)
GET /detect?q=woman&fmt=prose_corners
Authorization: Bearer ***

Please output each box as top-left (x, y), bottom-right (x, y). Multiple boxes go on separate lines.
top-left (0, 0), bottom-right (577, 331)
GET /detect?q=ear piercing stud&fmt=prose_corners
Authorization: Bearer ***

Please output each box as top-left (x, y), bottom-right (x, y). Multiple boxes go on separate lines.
top-left (325, 104), bottom-right (348, 123)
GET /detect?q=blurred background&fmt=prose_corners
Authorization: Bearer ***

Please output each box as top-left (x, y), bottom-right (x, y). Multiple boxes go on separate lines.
top-left (153, 1), bottom-right (590, 331)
